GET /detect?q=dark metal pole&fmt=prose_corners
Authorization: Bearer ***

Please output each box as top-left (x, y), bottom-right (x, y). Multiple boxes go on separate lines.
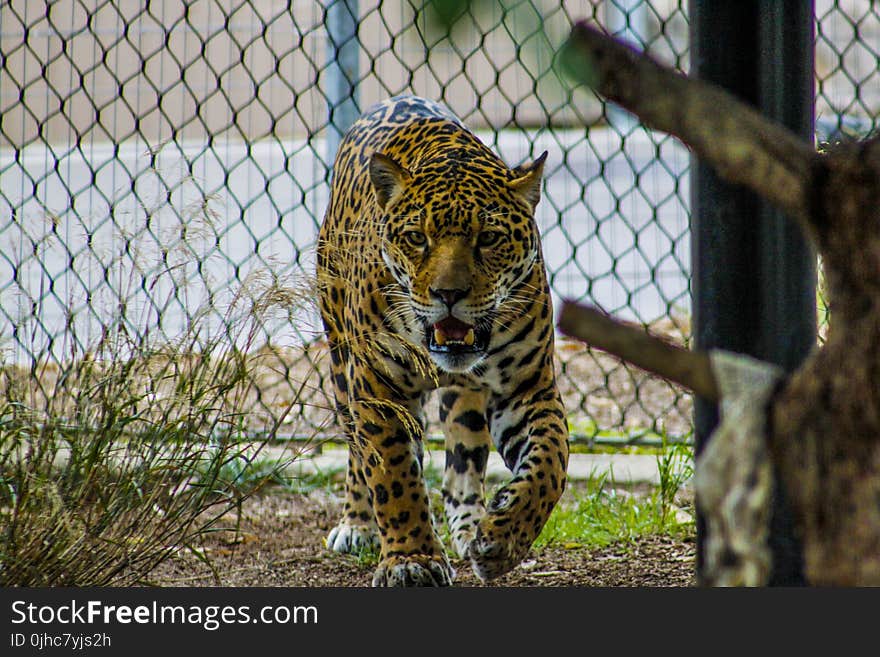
top-left (325, 0), bottom-right (360, 166)
top-left (690, 1), bottom-right (815, 585)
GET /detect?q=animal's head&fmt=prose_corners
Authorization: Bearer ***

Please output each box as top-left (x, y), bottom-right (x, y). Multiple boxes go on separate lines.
top-left (371, 144), bottom-right (548, 372)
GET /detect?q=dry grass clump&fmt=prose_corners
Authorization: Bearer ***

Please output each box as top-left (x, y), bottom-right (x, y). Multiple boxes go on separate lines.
top-left (0, 271), bottom-right (311, 586)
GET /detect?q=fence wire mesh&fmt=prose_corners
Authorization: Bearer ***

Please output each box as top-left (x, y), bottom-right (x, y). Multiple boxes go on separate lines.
top-left (0, 1), bottom-right (873, 446)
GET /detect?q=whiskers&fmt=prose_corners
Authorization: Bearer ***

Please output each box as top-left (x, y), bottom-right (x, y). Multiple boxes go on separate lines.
top-left (381, 284), bottom-right (417, 327)
top-left (490, 280), bottom-right (542, 333)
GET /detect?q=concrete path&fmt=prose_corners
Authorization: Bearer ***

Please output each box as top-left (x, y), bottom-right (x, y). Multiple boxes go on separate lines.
top-left (271, 445), bottom-right (683, 486)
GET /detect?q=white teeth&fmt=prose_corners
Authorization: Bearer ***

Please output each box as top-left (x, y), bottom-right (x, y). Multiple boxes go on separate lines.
top-left (433, 327), bottom-right (476, 347)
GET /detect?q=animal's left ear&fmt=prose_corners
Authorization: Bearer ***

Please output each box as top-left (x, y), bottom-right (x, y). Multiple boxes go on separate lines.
top-left (509, 151), bottom-right (548, 209)
top-left (370, 152), bottom-right (411, 210)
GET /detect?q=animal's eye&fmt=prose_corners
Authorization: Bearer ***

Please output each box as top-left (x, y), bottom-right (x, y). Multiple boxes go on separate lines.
top-left (477, 231), bottom-right (502, 248)
top-left (404, 230), bottom-right (427, 247)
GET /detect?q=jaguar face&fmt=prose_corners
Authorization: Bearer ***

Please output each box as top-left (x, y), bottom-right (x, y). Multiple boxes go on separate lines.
top-left (371, 149), bottom-right (547, 373)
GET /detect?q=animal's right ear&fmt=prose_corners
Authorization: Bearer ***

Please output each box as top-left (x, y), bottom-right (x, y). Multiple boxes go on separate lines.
top-left (369, 152), bottom-right (411, 210)
top-left (509, 150), bottom-right (548, 209)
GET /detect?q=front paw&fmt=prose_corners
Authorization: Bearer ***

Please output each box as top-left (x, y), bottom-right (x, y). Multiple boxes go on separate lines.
top-left (371, 554), bottom-right (455, 587)
top-left (467, 518), bottom-right (529, 582)
top-left (326, 522), bottom-right (380, 554)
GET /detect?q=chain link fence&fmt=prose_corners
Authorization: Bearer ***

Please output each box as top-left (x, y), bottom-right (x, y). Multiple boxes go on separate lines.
top-left (1, 0), bottom-right (874, 446)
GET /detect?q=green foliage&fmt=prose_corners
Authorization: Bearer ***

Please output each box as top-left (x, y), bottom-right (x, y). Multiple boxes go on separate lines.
top-left (351, 542), bottom-right (381, 567)
top-left (191, 449), bottom-right (294, 499)
top-left (534, 451), bottom-right (694, 551)
top-left (656, 440), bottom-right (694, 528)
top-left (422, 0), bottom-right (473, 31)
top-left (555, 36), bottom-right (601, 90)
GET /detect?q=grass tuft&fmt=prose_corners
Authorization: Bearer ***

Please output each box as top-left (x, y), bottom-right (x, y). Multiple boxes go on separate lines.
top-left (0, 270), bottom-right (312, 586)
top-left (534, 446), bottom-right (694, 551)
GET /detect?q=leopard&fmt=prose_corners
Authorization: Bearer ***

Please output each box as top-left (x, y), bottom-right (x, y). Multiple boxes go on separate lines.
top-left (316, 95), bottom-right (569, 586)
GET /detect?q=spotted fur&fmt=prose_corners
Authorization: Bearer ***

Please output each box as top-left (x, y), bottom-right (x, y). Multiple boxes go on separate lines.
top-left (317, 96), bottom-right (569, 586)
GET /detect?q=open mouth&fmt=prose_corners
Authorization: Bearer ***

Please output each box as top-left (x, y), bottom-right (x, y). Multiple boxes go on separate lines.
top-left (427, 316), bottom-right (489, 354)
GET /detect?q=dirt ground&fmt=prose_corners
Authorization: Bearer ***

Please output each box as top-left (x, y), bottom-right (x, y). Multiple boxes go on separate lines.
top-left (144, 484), bottom-right (697, 588)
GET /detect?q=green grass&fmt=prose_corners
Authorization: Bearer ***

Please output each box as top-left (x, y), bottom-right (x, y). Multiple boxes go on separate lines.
top-left (656, 441), bottom-right (694, 528)
top-left (534, 477), bottom-right (692, 550)
top-left (351, 543), bottom-right (381, 567)
top-left (534, 445), bottom-right (694, 550)
top-left (192, 450), bottom-right (296, 499)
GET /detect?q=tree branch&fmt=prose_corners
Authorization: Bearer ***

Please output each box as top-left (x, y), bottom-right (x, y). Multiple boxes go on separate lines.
top-left (564, 21), bottom-right (816, 231)
top-left (557, 301), bottom-right (719, 403)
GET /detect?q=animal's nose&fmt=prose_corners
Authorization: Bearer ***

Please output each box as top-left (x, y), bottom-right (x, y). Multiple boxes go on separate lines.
top-left (430, 287), bottom-right (470, 308)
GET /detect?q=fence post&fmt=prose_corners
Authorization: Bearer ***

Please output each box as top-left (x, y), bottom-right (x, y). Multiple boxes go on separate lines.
top-left (324, 0), bottom-right (360, 166)
top-left (690, 1), bottom-right (815, 585)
